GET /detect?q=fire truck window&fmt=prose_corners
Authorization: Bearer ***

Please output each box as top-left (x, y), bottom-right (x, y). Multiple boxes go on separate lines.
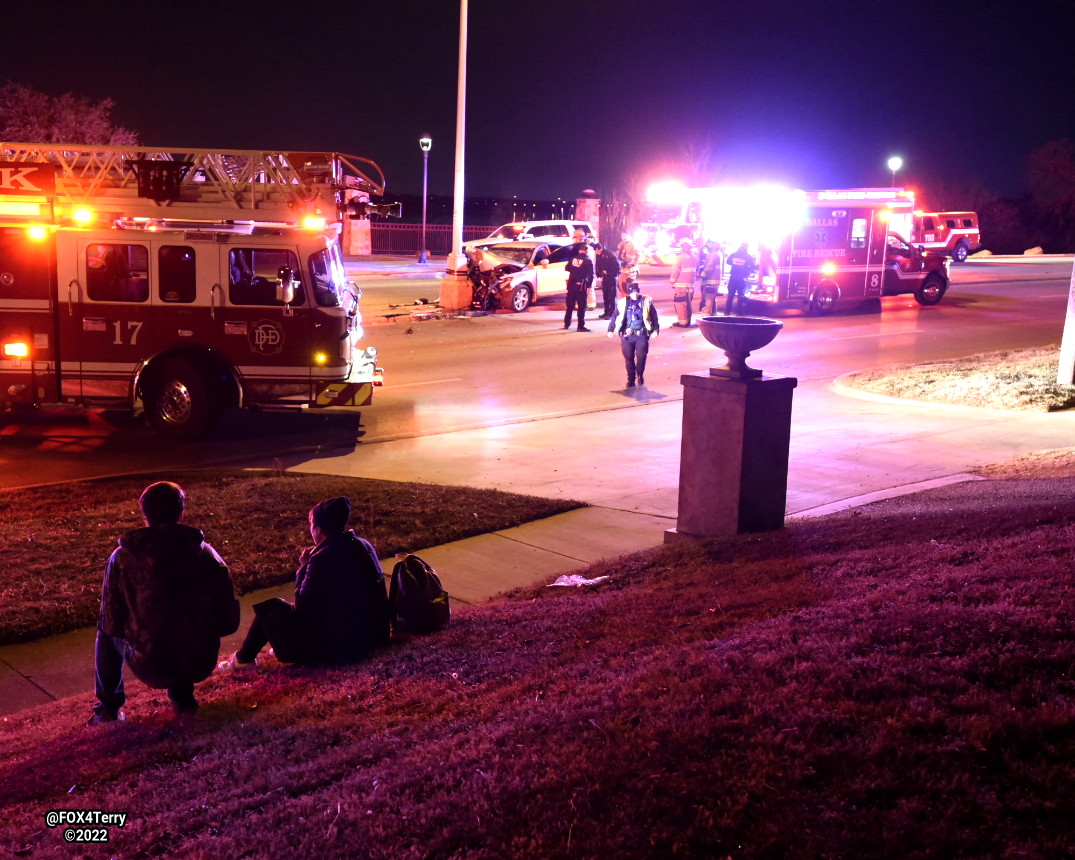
top-left (946, 220), bottom-right (957, 229)
top-left (922, 218), bottom-right (935, 230)
top-left (158, 246), bottom-right (196, 303)
top-left (228, 248), bottom-right (304, 306)
top-left (86, 243), bottom-right (149, 302)
top-left (309, 248), bottom-right (344, 307)
top-left (850, 218), bottom-right (867, 249)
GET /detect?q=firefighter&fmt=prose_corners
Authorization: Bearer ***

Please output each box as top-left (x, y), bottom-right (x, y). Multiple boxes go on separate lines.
top-left (608, 281), bottom-right (660, 388)
top-left (669, 239), bottom-right (697, 327)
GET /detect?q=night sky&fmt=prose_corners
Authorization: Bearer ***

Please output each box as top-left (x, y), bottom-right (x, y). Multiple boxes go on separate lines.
top-left (5, 0), bottom-right (1075, 205)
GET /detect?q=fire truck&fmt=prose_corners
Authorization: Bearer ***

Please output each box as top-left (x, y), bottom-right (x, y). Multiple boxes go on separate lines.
top-left (738, 189), bottom-right (951, 315)
top-left (0, 142), bottom-right (391, 439)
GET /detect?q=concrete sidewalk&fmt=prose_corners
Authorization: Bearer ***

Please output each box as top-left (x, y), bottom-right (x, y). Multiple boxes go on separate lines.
top-left (0, 506), bottom-right (672, 718)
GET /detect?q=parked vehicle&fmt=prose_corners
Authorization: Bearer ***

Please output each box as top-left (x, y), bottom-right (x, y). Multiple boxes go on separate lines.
top-left (913, 211), bottom-right (980, 262)
top-left (463, 219), bottom-right (594, 253)
top-left (0, 143), bottom-right (389, 440)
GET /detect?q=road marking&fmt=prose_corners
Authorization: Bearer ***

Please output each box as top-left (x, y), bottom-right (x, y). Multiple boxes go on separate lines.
top-left (831, 329), bottom-right (923, 340)
top-left (387, 378), bottom-right (463, 389)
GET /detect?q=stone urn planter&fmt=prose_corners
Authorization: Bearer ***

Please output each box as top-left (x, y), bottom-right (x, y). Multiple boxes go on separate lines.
top-left (697, 315), bottom-right (783, 379)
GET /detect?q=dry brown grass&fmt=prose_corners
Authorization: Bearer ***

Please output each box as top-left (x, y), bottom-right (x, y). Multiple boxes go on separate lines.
top-left (2, 454), bottom-right (1074, 858)
top-left (839, 346), bottom-right (1075, 411)
top-left (0, 471), bottom-right (583, 646)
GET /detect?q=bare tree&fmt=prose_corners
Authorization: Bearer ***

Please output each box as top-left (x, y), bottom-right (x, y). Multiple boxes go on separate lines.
top-left (0, 82), bottom-right (138, 145)
top-left (677, 135), bottom-right (725, 188)
top-left (1028, 139), bottom-right (1075, 251)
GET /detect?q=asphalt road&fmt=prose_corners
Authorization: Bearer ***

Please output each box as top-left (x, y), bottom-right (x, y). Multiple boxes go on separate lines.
top-left (0, 257), bottom-right (1072, 497)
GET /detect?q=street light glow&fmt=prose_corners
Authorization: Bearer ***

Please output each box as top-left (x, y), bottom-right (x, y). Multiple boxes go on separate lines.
top-left (887, 156), bottom-right (903, 188)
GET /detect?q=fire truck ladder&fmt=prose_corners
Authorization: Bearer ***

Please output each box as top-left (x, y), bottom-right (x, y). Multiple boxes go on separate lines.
top-left (0, 142), bottom-right (388, 226)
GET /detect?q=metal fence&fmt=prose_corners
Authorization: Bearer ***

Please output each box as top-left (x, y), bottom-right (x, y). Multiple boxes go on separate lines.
top-left (370, 223), bottom-right (496, 255)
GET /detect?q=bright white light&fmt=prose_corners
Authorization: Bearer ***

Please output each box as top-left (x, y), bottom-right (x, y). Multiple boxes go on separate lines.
top-left (887, 156), bottom-right (903, 173)
top-left (646, 180), bottom-right (687, 206)
top-left (697, 186), bottom-right (806, 249)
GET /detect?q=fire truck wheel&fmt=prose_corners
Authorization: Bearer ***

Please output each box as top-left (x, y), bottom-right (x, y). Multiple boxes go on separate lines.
top-left (509, 285), bottom-right (532, 312)
top-left (951, 241), bottom-right (969, 263)
top-left (915, 274), bottom-right (947, 306)
top-left (809, 285), bottom-right (838, 315)
top-left (145, 358), bottom-right (221, 441)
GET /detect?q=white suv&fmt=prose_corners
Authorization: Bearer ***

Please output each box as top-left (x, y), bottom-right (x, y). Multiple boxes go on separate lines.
top-left (462, 220), bottom-right (594, 255)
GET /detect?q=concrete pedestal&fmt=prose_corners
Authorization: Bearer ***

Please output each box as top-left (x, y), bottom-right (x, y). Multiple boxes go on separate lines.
top-left (666, 371), bottom-right (797, 542)
top-left (439, 272), bottom-right (474, 312)
top-left (343, 219), bottom-right (371, 256)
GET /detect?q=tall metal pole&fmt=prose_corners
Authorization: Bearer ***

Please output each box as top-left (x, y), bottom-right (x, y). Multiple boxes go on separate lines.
top-left (449, 0), bottom-right (468, 273)
top-left (419, 136), bottom-right (431, 264)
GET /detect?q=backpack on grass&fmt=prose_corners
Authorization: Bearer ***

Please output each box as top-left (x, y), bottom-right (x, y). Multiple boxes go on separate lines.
top-left (389, 553), bottom-right (451, 635)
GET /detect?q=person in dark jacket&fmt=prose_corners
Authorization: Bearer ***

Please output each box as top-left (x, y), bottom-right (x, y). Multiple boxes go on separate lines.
top-left (89, 481), bottom-right (239, 724)
top-left (218, 496), bottom-right (390, 672)
top-left (593, 243), bottom-right (622, 320)
top-left (725, 242), bottom-right (757, 316)
top-left (564, 242), bottom-right (595, 332)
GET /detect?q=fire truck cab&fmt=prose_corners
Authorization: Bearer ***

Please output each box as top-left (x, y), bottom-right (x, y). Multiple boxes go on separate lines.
top-left (912, 211), bottom-right (980, 262)
top-left (0, 144), bottom-right (390, 440)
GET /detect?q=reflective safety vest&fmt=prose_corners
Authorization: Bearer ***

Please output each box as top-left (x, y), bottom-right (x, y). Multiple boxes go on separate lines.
top-left (615, 295), bottom-right (655, 334)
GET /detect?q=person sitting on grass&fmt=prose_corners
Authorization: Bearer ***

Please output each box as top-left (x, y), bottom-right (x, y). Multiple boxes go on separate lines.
top-left (89, 481), bottom-right (240, 725)
top-left (218, 496), bottom-right (390, 672)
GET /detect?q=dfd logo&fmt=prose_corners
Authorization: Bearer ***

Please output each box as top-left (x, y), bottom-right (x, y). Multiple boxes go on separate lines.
top-left (249, 320), bottom-right (285, 355)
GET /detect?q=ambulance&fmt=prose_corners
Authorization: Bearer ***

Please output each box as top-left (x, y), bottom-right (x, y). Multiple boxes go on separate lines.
top-left (699, 188), bottom-right (950, 315)
top-left (912, 211), bottom-right (980, 262)
top-left (0, 143), bottom-right (390, 439)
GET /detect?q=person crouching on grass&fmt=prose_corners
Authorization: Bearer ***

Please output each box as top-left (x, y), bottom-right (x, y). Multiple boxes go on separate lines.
top-left (89, 481), bottom-right (239, 724)
top-left (218, 496), bottom-right (390, 672)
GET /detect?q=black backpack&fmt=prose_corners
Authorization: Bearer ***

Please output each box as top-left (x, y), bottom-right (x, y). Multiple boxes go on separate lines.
top-left (389, 554), bottom-right (451, 635)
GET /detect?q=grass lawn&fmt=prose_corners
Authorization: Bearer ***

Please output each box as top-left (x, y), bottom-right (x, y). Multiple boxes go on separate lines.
top-left (2, 453), bottom-right (1074, 858)
top-left (839, 345), bottom-right (1075, 411)
top-left (0, 471), bottom-right (583, 646)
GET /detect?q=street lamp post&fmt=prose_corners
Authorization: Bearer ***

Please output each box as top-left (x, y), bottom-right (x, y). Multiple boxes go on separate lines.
top-left (419, 135), bottom-right (432, 264)
top-left (887, 155), bottom-right (903, 188)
